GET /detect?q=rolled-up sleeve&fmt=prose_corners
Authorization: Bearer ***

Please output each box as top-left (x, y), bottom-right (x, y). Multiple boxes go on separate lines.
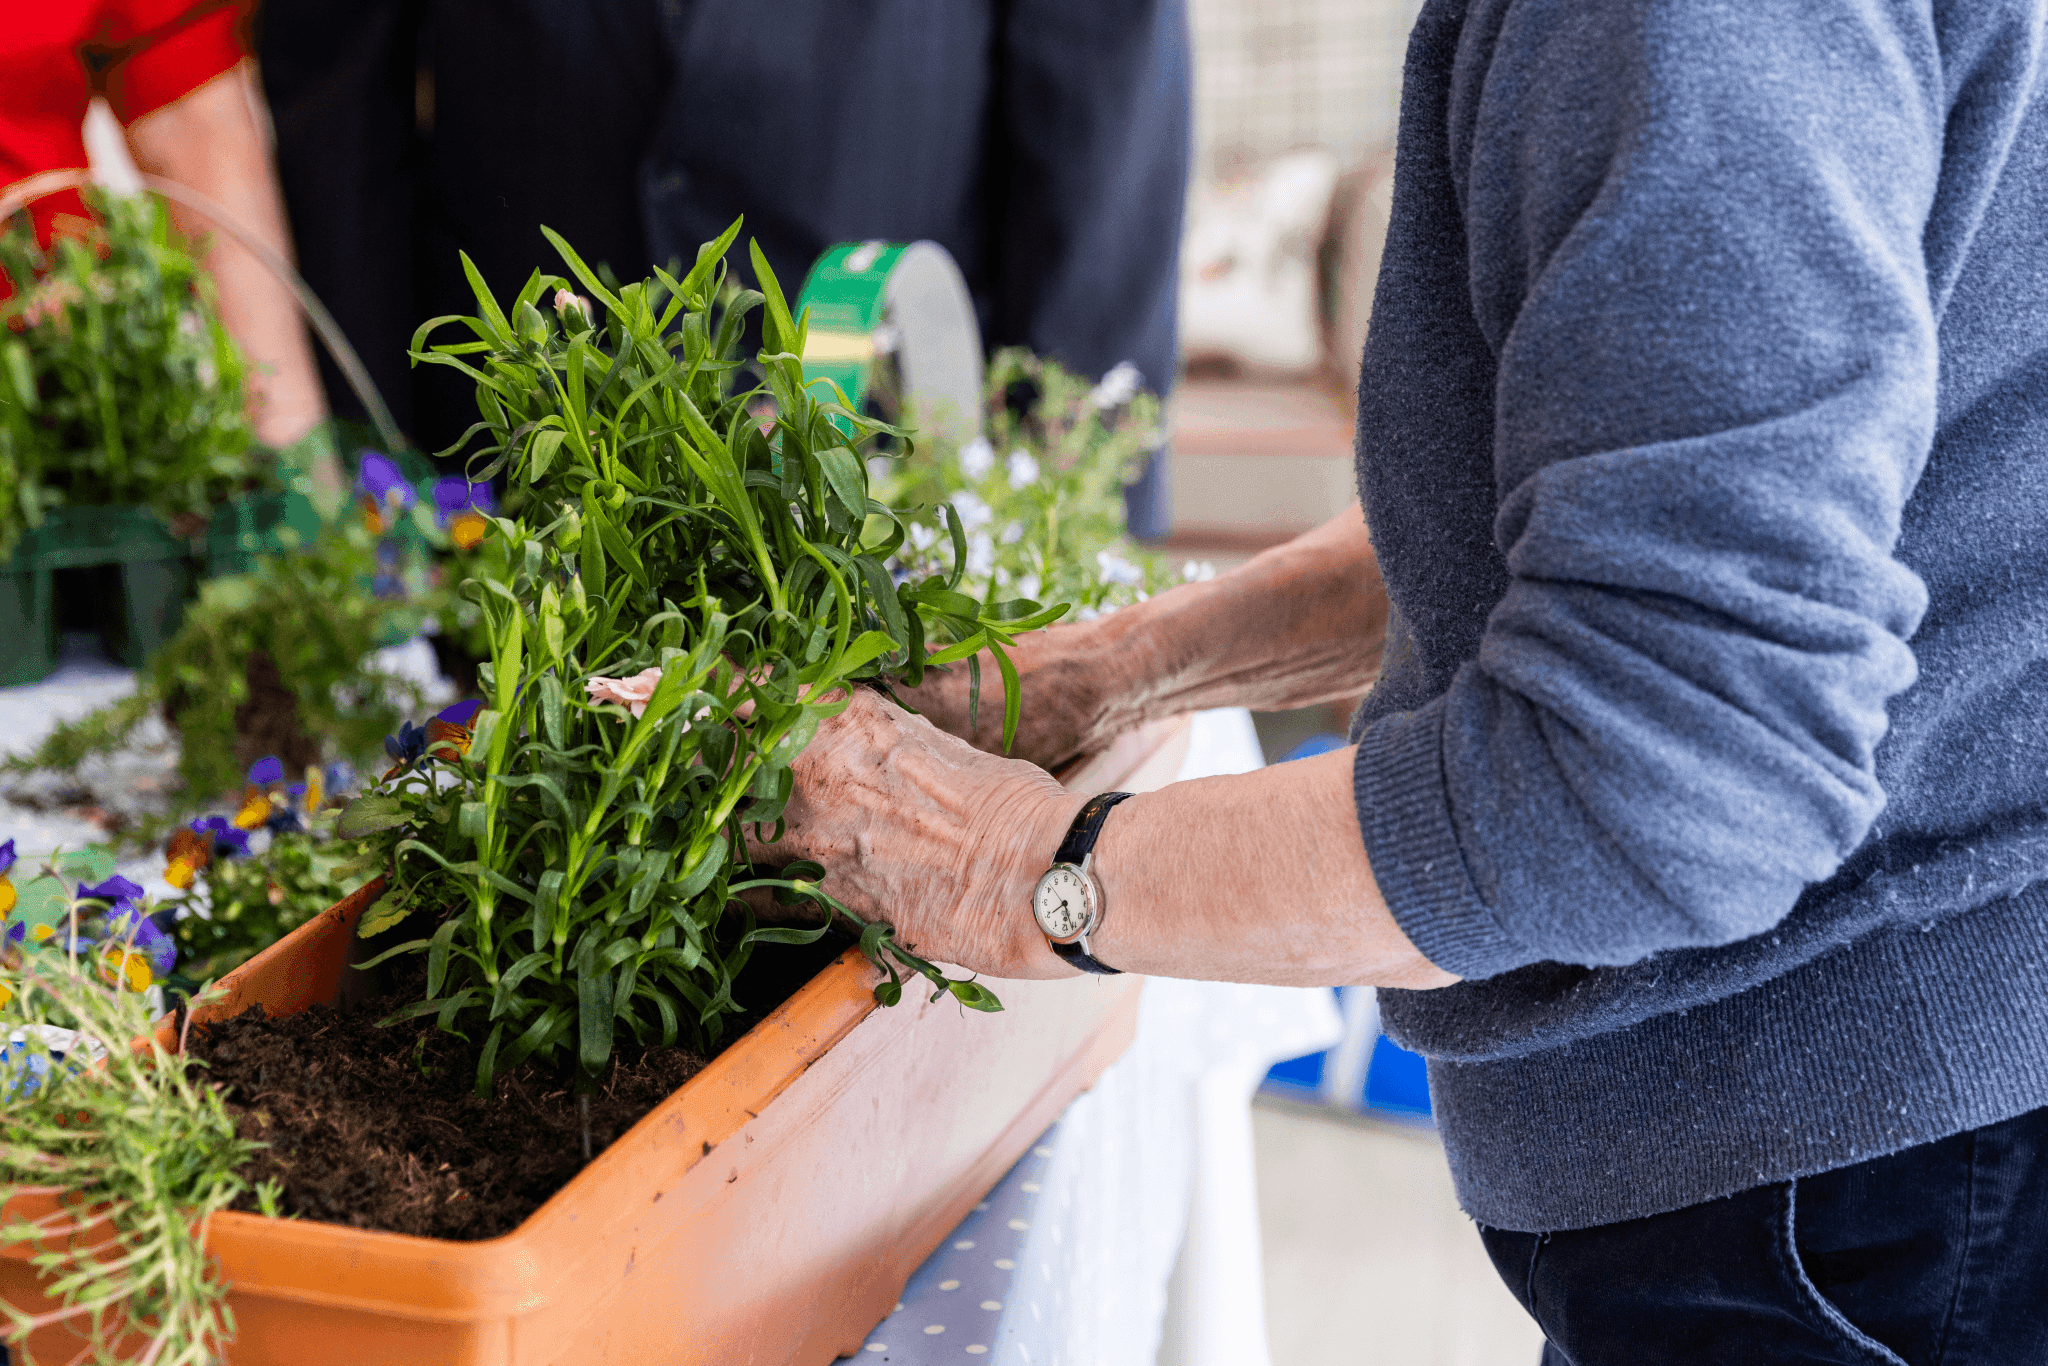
top-left (1357, 0), bottom-right (1944, 980)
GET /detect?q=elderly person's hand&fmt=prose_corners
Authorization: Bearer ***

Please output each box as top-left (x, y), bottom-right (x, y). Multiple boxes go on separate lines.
top-left (890, 617), bottom-right (1134, 771)
top-left (751, 504), bottom-right (1457, 990)
top-left (892, 506), bottom-right (1396, 767)
top-left (753, 688), bottom-right (1085, 978)
top-left (754, 688), bottom-right (1458, 990)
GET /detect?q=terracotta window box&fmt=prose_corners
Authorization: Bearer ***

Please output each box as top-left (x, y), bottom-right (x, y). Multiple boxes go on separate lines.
top-left (3, 716), bottom-right (1190, 1365)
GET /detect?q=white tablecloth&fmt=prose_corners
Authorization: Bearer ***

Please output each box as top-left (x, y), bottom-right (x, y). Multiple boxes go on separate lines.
top-left (864, 709), bottom-right (1343, 1365)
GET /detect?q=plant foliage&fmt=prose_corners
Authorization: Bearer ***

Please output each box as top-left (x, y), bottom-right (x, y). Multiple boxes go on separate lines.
top-left (878, 349), bottom-right (1176, 621)
top-left (2, 522), bottom-right (437, 805)
top-left (343, 223), bottom-right (1049, 1095)
top-left (0, 881), bottom-right (268, 1366)
top-left (0, 189), bottom-right (260, 560)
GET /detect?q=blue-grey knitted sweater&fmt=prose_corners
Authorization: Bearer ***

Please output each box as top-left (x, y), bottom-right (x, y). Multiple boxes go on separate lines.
top-left (1352, 0), bottom-right (2048, 1231)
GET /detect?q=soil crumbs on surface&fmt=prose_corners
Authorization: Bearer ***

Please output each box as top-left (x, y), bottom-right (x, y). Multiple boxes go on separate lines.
top-left (187, 940), bottom-right (847, 1241)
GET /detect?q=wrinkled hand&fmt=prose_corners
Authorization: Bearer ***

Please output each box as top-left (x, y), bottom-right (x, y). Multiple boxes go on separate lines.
top-left (749, 689), bottom-right (1087, 979)
top-left (892, 618), bottom-right (1137, 770)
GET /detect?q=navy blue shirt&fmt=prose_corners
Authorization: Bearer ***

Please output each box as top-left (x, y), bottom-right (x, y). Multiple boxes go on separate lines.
top-left (1353, 0), bottom-right (2048, 1229)
top-left (261, 0), bottom-right (1188, 479)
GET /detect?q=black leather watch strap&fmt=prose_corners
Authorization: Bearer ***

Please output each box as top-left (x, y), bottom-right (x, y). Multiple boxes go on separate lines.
top-left (1049, 791), bottom-right (1134, 975)
top-left (1055, 791), bottom-right (1134, 865)
top-left (1052, 939), bottom-right (1123, 974)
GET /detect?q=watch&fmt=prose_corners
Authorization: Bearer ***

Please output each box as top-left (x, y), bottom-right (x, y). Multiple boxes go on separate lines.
top-left (1031, 791), bottom-right (1134, 975)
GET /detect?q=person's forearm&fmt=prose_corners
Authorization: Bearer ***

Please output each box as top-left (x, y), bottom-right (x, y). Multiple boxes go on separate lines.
top-left (1086, 505), bottom-right (1389, 734)
top-left (1000, 742), bottom-right (1455, 988)
top-left (126, 64), bottom-right (327, 449)
top-left (766, 687), bottom-right (1457, 989)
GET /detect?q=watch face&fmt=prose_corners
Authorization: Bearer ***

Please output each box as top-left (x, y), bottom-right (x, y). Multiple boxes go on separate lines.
top-left (1033, 865), bottom-right (1094, 941)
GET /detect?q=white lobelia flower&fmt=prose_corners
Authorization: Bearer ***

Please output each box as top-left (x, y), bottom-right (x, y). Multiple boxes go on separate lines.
top-left (1087, 361), bottom-right (1142, 410)
top-left (951, 491), bottom-right (993, 532)
top-left (1181, 559), bottom-right (1218, 583)
top-left (1096, 549), bottom-right (1145, 586)
top-left (907, 522), bottom-right (940, 552)
top-left (1006, 449), bottom-right (1040, 489)
top-left (958, 436), bottom-right (996, 480)
top-left (1017, 572), bottom-right (1041, 600)
top-left (999, 521), bottom-right (1025, 545)
top-left (967, 531), bottom-right (996, 579)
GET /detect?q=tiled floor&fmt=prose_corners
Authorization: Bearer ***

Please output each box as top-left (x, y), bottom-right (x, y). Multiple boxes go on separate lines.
top-left (1252, 1103), bottom-right (1546, 1366)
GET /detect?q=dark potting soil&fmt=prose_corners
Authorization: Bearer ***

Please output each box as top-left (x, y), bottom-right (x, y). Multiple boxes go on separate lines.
top-left (186, 931), bottom-right (853, 1241)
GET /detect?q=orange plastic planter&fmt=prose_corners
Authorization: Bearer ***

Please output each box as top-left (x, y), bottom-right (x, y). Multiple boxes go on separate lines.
top-left (3, 717), bottom-right (1189, 1365)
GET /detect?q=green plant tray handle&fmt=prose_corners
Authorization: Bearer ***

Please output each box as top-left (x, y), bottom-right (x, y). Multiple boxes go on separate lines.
top-left (794, 240), bottom-right (986, 441)
top-left (0, 492), bottom-right (318, 686)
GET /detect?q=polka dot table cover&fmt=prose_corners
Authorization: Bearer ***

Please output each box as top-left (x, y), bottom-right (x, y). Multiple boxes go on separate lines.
top-left (858, 1127), bottom-right (1065, 1362)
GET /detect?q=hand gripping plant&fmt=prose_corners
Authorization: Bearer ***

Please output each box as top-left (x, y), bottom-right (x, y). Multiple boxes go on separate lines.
top-left (339, 223), bottom-right (1067, 1097)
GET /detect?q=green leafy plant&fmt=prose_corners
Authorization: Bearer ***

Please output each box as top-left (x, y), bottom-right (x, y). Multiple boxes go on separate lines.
top-left (0, 953), bottom-right (264, 1366)
top-left (0, 188), bottom-right (262, 560)
top-left (0, 845), bottom-right (181, 1003)
top-left (339, 222), bottom-right (1057, 1097)
top-left (167, 833), bottom-right (358, 985)
top-left (4, 522), bottom-right (440, 808)
top-left (879, 349), bottom-right (1179, 624)
top-left (154, 787), bottom-right (372, 990)
top-left (0, 844), bottom-right (266, 1366)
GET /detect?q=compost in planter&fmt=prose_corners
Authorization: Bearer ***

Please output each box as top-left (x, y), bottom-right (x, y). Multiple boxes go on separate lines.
top-left (185, 929), bottom-right (853, 1241)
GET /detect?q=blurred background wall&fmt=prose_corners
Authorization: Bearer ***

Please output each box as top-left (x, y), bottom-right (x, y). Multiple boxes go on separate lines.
top-left (1178, 0), bottom-right (1420, 394)
top-left (1190, 0), bottom-right (1418, 173)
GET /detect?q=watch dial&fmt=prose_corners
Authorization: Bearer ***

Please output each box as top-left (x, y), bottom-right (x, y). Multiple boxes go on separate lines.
top-left (1034, 867), bottom-right (1092, 939)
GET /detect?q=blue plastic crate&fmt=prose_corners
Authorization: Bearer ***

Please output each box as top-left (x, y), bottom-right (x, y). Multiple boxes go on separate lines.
top-left (1260, 986), bottom-right (1433, 1124)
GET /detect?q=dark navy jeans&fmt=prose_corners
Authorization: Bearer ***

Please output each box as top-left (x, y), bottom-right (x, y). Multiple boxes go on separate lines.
top-left (1478, 1105), bottom-right (2048, 1364)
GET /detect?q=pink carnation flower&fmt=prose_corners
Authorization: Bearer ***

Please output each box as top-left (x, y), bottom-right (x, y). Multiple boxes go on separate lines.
top-left (585, 667), bottom-right (665, 717)
top-left (553, 288), bottom-right (592, 324)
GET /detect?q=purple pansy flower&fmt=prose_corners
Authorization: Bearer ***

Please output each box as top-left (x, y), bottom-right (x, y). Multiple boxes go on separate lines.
top-left (105, 907), bottom-right (177, 977)
top-left (384, 719), bottom-right (429, 766)
top-left (190, 815), bottom-right (250, 857)
top-left (247, 755), bottom-right (284, 786)
top-left (436, 698), bottom-right (484, 726)
top-left (431, 478), bottom-right (496, 523)
top-left (0, 838), bottom-right (15, 876)
top-left (355, 452), bottom-right (416, 508)
top-left (77, 875), bottom-right (146, 911)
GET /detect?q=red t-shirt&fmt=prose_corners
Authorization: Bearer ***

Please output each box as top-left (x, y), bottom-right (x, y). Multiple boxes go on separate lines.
top-left (0, 0), bottom-right (245, 245)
